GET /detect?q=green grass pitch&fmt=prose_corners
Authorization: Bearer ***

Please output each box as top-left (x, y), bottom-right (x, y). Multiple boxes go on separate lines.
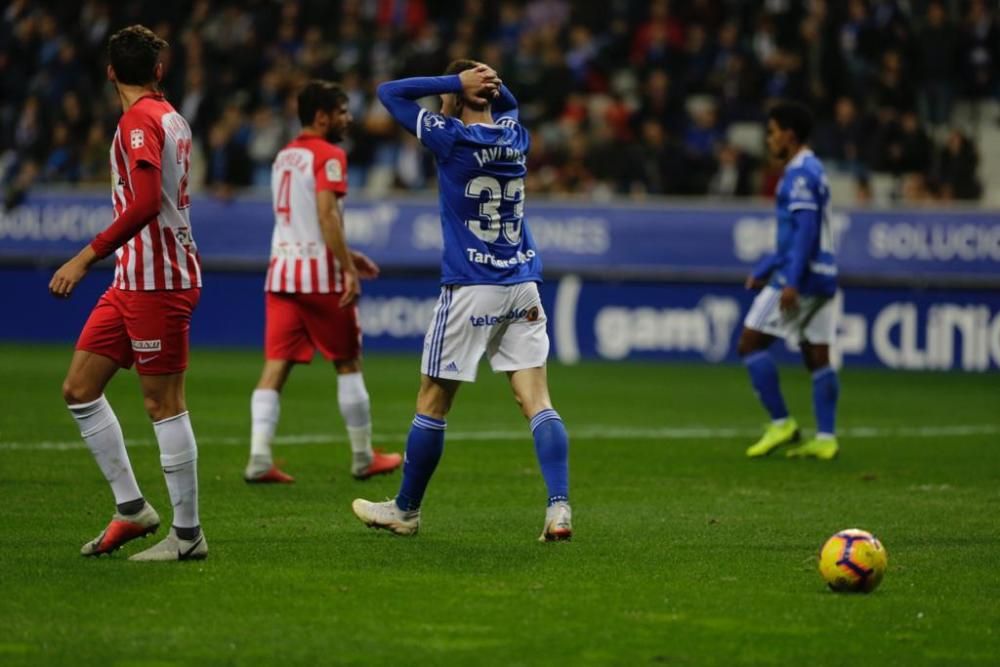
top-left (1, 343), bottom-right (998, 665)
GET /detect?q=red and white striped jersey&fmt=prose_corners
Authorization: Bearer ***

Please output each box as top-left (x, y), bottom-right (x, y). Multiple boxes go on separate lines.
top-left (265, 134), bottom-right (348, 294)
top-left (110, 94), bottom-right (200, 291)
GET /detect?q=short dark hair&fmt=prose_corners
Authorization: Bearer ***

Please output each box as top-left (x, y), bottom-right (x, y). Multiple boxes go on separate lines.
top-left (297, 80), bottom-right (348, 127)
top-left (108, 25), bottom-right (168, 86)
top-left (444, 59), bottom-right (479, 76)
top-left (768, 101), bottom-right (814, 144)
top-left (444, 59), bottom-right (489, 112)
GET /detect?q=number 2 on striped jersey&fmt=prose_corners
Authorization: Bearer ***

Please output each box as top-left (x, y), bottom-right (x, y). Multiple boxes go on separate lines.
top-left (276, 170), bottom-right (292, 225)
top-left (176, 137), bottom-right (192, 209)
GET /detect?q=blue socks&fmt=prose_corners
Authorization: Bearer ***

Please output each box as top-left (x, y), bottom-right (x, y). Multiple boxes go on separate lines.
top-left (812, 367), bottom-right (839, 437)
top-left (395, 415), bottom-right (446, 512)
top-left (743, 351), bottom-right (789, 421)
top-left (530, 409), bottom-right (569, 506)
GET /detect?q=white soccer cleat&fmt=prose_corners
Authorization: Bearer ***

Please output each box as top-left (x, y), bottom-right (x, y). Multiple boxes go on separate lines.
top-left (539, 502), bottom-right (572, 542)
top-left (80, 502), bottom-right (160, 556)
top-left (128, 527), bottom-right (208, 562)
top-left (351, 498), bottom-right (420, 536)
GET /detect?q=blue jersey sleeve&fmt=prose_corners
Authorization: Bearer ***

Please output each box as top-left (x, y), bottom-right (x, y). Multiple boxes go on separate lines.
top-left (376, 76), bottom-right (463, 133)
top-left (779, 171), bottom-right (822, 289)
top-left (492, 84), bottom-right (519, 123)
top-left (416, 108), bottom-right (463, 161)
top-left (751, 253), bottom-right (779, 282)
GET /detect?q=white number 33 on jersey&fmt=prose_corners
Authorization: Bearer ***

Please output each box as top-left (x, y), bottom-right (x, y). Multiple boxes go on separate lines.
top-left (325, 159), bottom-right (343, 183)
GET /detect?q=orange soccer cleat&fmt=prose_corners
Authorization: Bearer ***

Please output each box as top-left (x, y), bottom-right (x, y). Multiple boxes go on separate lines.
top-left (80, 502), bottom-right (161, 556)
top-left (244, 464), bottom-right (296, 484)
top-left (352, 449), bottom-right (403, 480)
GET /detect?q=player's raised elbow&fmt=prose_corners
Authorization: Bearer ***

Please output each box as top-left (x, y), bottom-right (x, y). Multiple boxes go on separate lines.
top-left (376, 81), bottom-right (394, 106)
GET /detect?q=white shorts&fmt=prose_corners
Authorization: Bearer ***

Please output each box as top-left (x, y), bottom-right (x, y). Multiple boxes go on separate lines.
top-left (421, 282), bottom-right (549, 382)
top-left (744, 286), bottom-right (837, 345)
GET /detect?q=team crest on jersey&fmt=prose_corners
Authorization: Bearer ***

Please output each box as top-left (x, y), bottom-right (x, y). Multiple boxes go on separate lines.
top-left (130, 129), bottom-right (145, 149)
top-left (790, 176), bottom-right (814, 202)
top-left (423, 113), bottom-right (446, 132)
top-left (325, 159), bottom-right (343, 183)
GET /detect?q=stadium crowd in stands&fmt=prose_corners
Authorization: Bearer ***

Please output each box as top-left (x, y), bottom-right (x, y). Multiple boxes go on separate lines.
top-left (1, 0), bottom-right (994, 205)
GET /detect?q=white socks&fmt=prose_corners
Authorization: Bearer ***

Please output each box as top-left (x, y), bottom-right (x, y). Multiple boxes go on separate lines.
top-left (68, 395), bottom-right (143, 507)
top-left (250, 388), bottom-right (280, 464)
top-left (248, 374), bottom-right (372, 472)
top-left (153, 412), bottom-right (200, 529)
top-left (338, 372), bottom-right (374, 469)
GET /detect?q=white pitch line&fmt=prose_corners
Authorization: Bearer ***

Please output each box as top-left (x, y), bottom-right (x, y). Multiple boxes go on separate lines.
top-left (0, 424), bottom-right (997, 452)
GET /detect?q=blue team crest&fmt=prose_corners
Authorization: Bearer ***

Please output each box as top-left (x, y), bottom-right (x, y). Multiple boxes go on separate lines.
top-left (423, 113), bottom-right (446, 132)
top-left (790, 176), bottom-right (814, 203)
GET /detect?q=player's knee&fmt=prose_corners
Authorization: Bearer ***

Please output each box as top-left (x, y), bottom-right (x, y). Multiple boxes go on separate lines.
top-left (143, 394), bottom-right (184, 421)
top-left (737, 336), bottom-right (757, 358)
top-left (334, 359), bottom-right (361, 375)
top-left (62, 377), bottom-right (100, 405)
top-left (802, 344), bottom-right (830, 371)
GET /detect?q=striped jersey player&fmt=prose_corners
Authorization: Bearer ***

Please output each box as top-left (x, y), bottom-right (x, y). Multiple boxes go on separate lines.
top-left (243, 80), bottom-right (402, 484)
top-left (351, 61), bottom-right (572, 542)
top-left (50, 25), bottom-right (205, 561)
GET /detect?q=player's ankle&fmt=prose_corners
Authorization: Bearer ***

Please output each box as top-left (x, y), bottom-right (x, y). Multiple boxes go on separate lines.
top-left (116, 497), bottom-right (146, 515)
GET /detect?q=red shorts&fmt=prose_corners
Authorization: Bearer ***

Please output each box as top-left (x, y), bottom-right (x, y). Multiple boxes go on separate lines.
top-left (76, 287), bottom-right (200, 375)
top-left (265, 291), bottom-right (361, 363)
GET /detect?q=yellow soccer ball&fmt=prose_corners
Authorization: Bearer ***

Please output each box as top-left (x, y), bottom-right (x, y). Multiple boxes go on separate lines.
top-left (818, 529), bottom-right (888, 593)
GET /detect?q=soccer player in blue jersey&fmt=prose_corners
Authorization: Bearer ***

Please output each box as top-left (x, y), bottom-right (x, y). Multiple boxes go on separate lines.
top-left (351, 61), bottom-right (572, 540)
top-left (739, 102), bottom-right (840, 460)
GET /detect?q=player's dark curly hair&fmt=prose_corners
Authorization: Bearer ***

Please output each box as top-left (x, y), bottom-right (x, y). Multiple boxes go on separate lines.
top-left (768, 101), bottom-right (814, 144)
top-left (444, 59), bottom-right (489, 112)
top-left (108, 25), bottom-right (168, 86)
top-left (297, 80), bottom-right (348, 126)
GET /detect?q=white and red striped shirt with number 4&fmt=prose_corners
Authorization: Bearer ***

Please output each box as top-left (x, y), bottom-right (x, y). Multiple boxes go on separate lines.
top-left (266, 134), bottom-right (349, 294)
top-left (110, 94), bottom-right (200, 291)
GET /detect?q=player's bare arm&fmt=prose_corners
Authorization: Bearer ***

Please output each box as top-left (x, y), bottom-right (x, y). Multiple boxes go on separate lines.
top-left (50, 161), bottom-right (162, 299)
top-left (50, 246), bottom-right (99, 299)
top-left (316, 189), bottom-right (360, 306)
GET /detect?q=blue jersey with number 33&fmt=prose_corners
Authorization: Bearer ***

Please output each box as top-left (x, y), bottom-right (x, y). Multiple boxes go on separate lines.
top-left (415, 108), bottom-right (541, 286)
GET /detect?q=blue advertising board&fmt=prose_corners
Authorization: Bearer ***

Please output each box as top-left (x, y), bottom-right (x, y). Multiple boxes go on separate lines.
top-left (3, 267), bottom-right (998, 371)
top-left (1, 192), bottom-right (998, 285)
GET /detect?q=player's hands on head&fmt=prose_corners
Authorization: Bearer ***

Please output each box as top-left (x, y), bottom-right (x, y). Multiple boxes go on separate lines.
top-left (459, 64), bottom-right (501, 106)
top-left (339, 268), bottom-right (361, 307)
top-left (351, 251), bottom-right (380, 280)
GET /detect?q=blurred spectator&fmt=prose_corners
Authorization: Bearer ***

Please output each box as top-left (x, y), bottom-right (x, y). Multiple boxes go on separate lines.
top-left (934, 130), bottom-right (982, 201)
top-left (917, 1), bottom-right (958, 127)
top-left (884, 111), bottom-right (933, 176)
top-left (708, 143), bottom-right (755, 198)
top-left (960, 0), bottom-right (998, 103)
top-left (42, 122), bottom-right (78, 182)
top-left (814, 96), bottom-right (871, 177)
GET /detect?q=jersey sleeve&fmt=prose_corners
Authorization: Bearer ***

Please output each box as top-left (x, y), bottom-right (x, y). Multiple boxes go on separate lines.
top-left (118, 109), bottom-right (164, 170)
top-left (315, 145), bottom-right (348, 196)
top-left (416, 109), bottom-right (462, 161)
top-left (492, 85), bottom-right (519, 123)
